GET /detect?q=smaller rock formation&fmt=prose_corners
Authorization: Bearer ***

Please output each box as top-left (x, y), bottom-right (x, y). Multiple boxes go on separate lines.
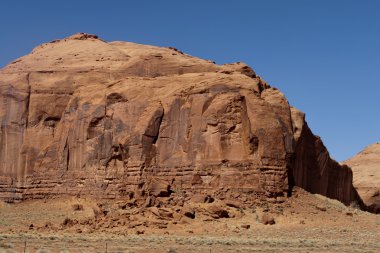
top-left (344, 143), bottom-right (380, 213)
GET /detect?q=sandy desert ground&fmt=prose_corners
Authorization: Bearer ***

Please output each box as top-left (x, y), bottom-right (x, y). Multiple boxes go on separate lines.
top-left (0, 188), bottom-right (379, 253)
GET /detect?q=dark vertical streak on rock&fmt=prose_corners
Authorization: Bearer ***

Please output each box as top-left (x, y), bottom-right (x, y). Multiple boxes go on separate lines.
top-left (142, 105), bottom-right (164, 166)
top-left (62, 138), bottom-right (70, 171)
top-left (240, 96), bottom-right (258, 156)
top-left (24, 72), bottom-right (31, 128)
top-left (66, 144), bottom-right (70, 171)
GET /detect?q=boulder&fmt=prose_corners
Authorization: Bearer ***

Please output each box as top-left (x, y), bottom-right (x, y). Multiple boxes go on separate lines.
top-left (181, 205), bottom-right (195, 219)
top-left (241, 224), bottom-right (250, 229)
top-left (224, 200), bottom-right (241, 209)
top-left (146, 179), bottom-right (171, 197)
top-left (191, 194), bottom-right (215, 204)
top-left (260, 214), bottom-right (275, 225)
top-left (206, 205), bottom-right (230, 219)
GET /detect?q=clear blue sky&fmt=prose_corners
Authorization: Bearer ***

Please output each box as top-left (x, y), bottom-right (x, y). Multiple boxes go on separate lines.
top-left (1, 0), bottom-right (379, 161)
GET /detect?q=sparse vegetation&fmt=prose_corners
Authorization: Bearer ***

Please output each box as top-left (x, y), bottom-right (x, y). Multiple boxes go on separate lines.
top-left (349, 201), bottom-right (361, 210)
top-left (0, 242), bottom-right (13, 249)
top-left (35, 249), bottom-right (51, 253)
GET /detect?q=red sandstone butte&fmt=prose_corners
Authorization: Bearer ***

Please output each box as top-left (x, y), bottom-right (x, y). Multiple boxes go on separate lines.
top-left (0, 33), bottom-right (363, 209)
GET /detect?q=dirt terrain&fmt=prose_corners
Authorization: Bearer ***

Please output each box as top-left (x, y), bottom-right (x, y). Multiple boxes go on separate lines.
top-left (0, 187), bottom-right (379, 253)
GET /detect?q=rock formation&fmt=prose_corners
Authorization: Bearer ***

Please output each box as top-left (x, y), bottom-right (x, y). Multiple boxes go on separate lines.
top-left (0, 33), bottom-right (363, 209)
top-left (344, 143), bottom-right (380, 213)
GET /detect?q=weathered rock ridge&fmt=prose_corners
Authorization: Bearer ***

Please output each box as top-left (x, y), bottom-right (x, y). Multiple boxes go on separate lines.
top-left (344, 143), bottom-right (380, 213)
top-left (0, 33), bottom-right (362, 209)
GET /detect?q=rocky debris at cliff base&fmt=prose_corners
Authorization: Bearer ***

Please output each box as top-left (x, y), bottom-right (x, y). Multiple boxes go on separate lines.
top-left (0, 187), bottom-right (377, 238)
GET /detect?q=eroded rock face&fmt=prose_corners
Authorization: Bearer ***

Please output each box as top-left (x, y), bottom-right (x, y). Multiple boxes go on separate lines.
top-left (0, 33), bottom-right (362, 208)
top-left (290, 108), bottom-right (363, 206)
top-left (344, 143), bottom-right (380, 213)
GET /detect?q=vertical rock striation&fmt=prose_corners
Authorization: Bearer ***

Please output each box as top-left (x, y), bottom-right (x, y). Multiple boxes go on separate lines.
top-left (290, 108), bottom-right (362, 206)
